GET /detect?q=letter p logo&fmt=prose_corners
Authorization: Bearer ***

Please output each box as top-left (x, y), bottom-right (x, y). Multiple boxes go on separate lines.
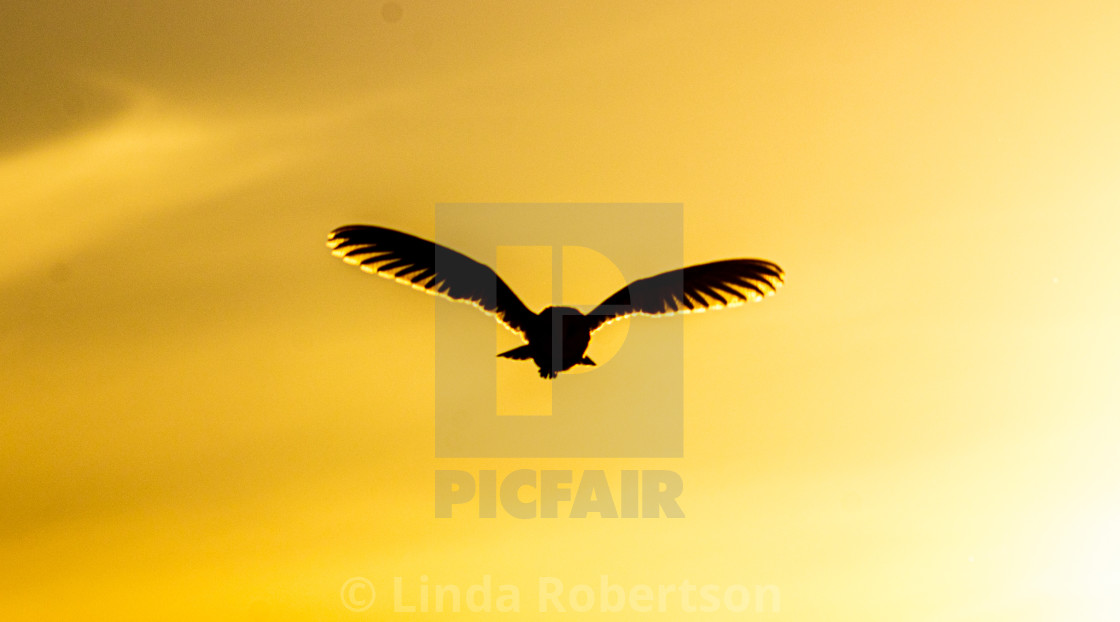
top-left (433, 204), bottom-right (684, 458)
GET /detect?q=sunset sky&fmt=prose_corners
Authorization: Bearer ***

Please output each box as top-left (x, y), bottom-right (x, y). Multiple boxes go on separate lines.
top-left (2, 1), bottom-right (1119, 620)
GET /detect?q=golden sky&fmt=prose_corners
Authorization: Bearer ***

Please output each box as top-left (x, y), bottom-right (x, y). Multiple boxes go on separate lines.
top-left (3, 1), bottom-right (1119, 620)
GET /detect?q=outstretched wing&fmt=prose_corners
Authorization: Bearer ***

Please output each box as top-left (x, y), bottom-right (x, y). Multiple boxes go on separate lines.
top-left (586, 259), bottom-right (784, 332)
top-left (327, 225), bottom-right (535, 337)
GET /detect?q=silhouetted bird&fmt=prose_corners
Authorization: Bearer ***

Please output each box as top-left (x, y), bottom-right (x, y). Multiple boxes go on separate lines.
top-left (327, 225), bottom-right (784, 378)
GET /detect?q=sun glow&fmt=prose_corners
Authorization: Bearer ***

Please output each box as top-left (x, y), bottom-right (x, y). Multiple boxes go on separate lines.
top-left (4, 1), bottom-right (1118, 620)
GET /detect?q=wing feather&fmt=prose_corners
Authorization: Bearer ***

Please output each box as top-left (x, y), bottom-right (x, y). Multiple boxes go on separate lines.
top-left (587, 259), bottom-right (784, 332)
top-left (327, 225), bottom-right (535, 336)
